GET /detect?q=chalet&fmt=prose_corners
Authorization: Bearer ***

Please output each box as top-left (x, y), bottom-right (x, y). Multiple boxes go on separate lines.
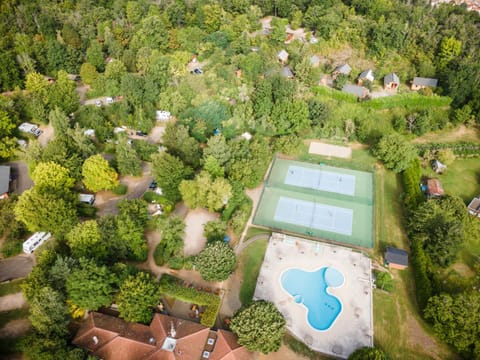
top-left (385, 247), bottom-right (408, 270)
top-left (467, 195), bottom-right (480, 217)
top-left (384, 73), bottom-right (400, 91)
top-left (342, 84), bottom-right (370, 99)
top-left (277, 49), bottom-right (289, 63)
top-left (411, 77), bottom-right (438, 91)
top-left (431, 159), bottom-right (447, 174)
top-left (426, 178), bottom-right (444, 197)
top-left (280, 66), bottom-right (294, 79)
top-left (332, 64), bottom-right (351, 79)
top-left (73, 312), bottom-right (252, 360)
top-left (357, 69), bottom-right (374, 85)
top-left (0, 166), bottom-right (10, 199)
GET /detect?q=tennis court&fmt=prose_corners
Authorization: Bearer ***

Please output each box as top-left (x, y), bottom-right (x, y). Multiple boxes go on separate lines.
top-left (275, 197), bottom-right (353, 235)
top-left (253, 158), bottom-right (374, 248)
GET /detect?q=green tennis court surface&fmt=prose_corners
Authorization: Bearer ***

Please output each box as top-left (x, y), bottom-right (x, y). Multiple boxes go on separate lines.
top-left (253, 158), bottom-right (374, 248)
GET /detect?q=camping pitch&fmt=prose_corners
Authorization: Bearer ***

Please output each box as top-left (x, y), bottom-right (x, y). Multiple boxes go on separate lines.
top-left (253, 158), bottom-right (374, 248)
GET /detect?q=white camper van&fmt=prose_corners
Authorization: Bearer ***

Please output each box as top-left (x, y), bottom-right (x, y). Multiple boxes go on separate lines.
top-left (79, 193), bottom-right (95, 205)
top-left (23, 232), bottom-right (52, 254)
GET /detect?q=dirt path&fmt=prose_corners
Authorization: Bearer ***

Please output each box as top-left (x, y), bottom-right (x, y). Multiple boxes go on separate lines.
top-left (0, 293), bottom-right (26, 312)
top-left (0, 319), bottom-right (30, 338)
top-left (183, 209), bottom-right (218, 257)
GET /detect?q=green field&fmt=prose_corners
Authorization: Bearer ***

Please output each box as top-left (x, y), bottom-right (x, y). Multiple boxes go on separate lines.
top-left (238, 239), bottom-right (268, 306)
top-left (253, 157), bottom-right (374, 248)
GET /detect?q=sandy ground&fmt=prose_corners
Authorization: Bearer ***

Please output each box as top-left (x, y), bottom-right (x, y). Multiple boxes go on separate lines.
top-left (183, 209), bottom-right (219, 257)
top-left (308, 141), bottom-right (352, 159)
top-left (0, 293), bottom-right (26, 312)
top-left (148, 125), bottom-right (166, 144)
top-left (0, 319), bottom-right (31, 338)
top-left (37, 123), bottom-right (53, 147)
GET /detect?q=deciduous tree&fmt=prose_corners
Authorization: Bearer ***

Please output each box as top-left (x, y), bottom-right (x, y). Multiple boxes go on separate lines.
top-left (82, 154), bottom-right (119, 192)
top-left (151, 152), bottom-right (193, 202)
top-left (117, 272), bottom-right (159, 324)
top-left (195, 241), bottom-right (236, 281)
top-left (29, 287), bottom-right (69, 338)
top-left (373, 134), bottom-right (418, 173)
top-left (66, 258), bottom-right (118, 310)
top-left (230, 300), bottom-right (286, 354)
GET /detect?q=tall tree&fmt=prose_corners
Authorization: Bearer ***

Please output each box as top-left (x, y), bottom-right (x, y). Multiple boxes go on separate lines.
top-left (151, 152), bottom-right (193, 202)
top-left (82, 154), bottom-right (119, 192)
top-left (156, 215), bottom-right (185, 263)
top-left (15, 189), bottom-right (77, 236)
top-left (48, 70), bottom-right (79, 114)
top-left (117, 272), bottom-right (159, 324)
top-left (31, 161), bottom-right (75, 197)
top-left (162, 123), bottom-right (201, 168)
top-left (29, 287), bottom-right (69, 338)
top-left (66, 220), bottom-right (106, 260)
top-left (116, 137), bottom-right (142, 176)
top-left (66, 258), bottom-right (118, 310)
top-left (230, 300), bottom-right (286, 354)
top-left (373, 134), bottom-right (418, 173)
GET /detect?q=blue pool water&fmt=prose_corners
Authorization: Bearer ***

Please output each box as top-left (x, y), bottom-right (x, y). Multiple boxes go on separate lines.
top-left (281, 267), bottom-right (344, 331)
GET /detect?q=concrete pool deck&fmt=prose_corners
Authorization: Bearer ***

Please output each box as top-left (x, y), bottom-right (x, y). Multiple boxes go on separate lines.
top-left (253, 233), bottom-right (373, 359)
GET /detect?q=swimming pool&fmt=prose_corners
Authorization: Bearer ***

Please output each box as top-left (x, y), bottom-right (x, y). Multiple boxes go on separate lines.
top-left (281, 267), bottom-right (344, 331)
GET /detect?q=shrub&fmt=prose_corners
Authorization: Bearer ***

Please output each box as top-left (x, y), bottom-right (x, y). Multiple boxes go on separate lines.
top-left (113, 183), bottom-right (128, 195)
top-left (410, 239), bottom-right (433, 310)
top-left (375, 271), bottom-right (394, 292)
top-left (168, 256), bottom-right (184, 270)
top-left (153, 243), bottom-right (165, 266)
top-left (402, 159), bottom-right (424, 211)
top-left (1, 239), bottom-right (23, 258)
top-left (194, 242), bottom-right (236, 281)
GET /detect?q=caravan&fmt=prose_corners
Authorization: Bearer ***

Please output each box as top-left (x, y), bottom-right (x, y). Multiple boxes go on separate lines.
top-left (79, 193), bottom-right (95, 205)
top-left (23, 232), bottom-right (52, 254)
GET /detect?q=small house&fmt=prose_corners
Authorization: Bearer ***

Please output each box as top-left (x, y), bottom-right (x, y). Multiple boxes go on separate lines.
top-left (431, 159), bottom-right (447, 174)
top-left (357, 69), bottom-right (374, 85)
top-left (426, 178), bottom-right (444, 197)
top-left (0, 166), bottom-right (10, 199)
top-left (342, 84), bottom-right (370, 99)
top-left (411, 77), bottom-right (438, 91)
top-left (467, 195), bottom-right (480, 217)
top-left (332, 64), bottom-right (351, 79)
top-left (385, 247), bottom-right (408, 270)
top-left (277, 49), bottom-right (289, 63)
top-left (384, 73), bottom-right (400, 91)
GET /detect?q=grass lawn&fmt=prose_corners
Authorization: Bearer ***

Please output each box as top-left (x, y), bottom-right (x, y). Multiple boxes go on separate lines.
top-left (300, 147), bottom-right (378, 172)
top-left (0, 279), bottom-right (24, 298)
top-left (373, 167), bottom-right (459, 360)
top-left (238, 239), bottom-right (268, 306)
top-left (423, 158), bottom-right (480, 203)
top-left (245, 226), bottom-right (271, 240)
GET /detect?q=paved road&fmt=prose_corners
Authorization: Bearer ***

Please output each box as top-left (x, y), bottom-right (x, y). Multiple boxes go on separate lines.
top-left (96, 162), bottom-right (153, 216)
top-left (0, 255), bottom-right (34, 282)
top-left (6, 161), bottom-right (33, 195)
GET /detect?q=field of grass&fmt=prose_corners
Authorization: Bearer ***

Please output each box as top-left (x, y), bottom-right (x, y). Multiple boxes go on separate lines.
top-left (238, 239), bottom-right (268, 305)
top-left (373, 167), bottom-right (459, 360)
top-left (245, 226), bottom-right (271, 240)
top-left (423, 158), bottom-right (480, 202)
top-left (0, 279), bottom-right (24, 298)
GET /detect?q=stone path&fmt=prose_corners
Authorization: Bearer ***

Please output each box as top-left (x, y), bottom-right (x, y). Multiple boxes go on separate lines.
top-left (0, 293), bottom-right (26, 312)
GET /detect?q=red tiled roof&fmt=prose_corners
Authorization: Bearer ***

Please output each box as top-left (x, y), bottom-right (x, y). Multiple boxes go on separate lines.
top-left (427, 179), bottom-right (444, 196)
top-left (74, 313), bottom-right (249, 360)
top-left (209, 330), bottom-right (252, 360)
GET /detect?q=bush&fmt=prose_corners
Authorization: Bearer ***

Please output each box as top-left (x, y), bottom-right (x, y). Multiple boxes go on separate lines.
top-left (113, 183), bottom-right (128, 195)
top-left (402, 159), bottom-right (424, 211)
top-left (153, 243), bottom-right (165, 266)
top-left (1, 239), bottom-right (23, 258)
top-left (77, 203), bottom-right (97, 218)
top-left (194, 242), bottom-right (236, 281)
top-left (375, 271), bottom-right (394, 292)
top-left (133, 141), bottom-right (159, 161)
top-left (410, 239), bottom-right (433, 310)
top-left (168, 256), bottom-right (184, 270)
top-left (229, 200), bottom-right (252, 236)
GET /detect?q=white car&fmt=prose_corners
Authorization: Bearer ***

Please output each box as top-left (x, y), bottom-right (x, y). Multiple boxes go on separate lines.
top-left (106, 97), bottom-right (114, 104)
top-left (95, 100), bottom-right (102, 107)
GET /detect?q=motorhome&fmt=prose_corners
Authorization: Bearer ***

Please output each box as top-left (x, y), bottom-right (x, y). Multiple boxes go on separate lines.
top-left (23, 232), bottom-right (52, 254)
top-left (79, 193), bottom-right (95, 205)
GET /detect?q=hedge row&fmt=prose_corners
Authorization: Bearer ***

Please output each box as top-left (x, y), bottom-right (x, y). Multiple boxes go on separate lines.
top-left (417, 142), bottom-right (480, 158)
top-left (401, 159), bottom-right (424, 211)
top-left (159, 277), bottom-right (221, 328)
top-left (410, 239), bottom-right (433, 310)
